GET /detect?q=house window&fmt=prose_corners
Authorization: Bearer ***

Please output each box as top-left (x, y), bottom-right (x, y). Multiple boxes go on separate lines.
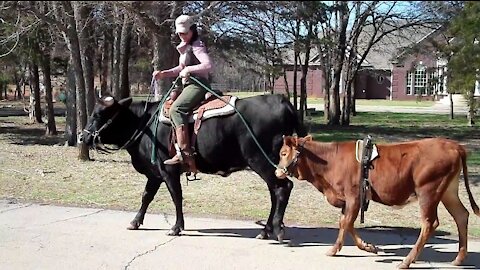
top-left (406, 64), bottom-right (433, 96)
top-left (406, 72), bottom-right (412, 95)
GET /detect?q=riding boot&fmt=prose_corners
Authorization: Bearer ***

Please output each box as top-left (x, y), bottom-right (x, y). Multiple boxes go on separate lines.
top-left (164, 125), bottom-right (197, 173)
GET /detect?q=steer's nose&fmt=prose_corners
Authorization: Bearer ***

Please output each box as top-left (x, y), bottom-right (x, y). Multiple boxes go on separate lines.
top-left (77, 132), bottom-right (84, 144)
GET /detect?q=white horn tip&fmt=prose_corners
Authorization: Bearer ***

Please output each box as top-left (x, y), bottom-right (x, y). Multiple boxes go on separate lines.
top-left (104, 96), bottom-right (114, 106)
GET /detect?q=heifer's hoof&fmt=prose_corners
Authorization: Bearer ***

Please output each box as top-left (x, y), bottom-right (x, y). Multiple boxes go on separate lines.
top-left (364, 243), bottom-right (378, 254)
top-left (167, 227), bottom-right (182, 236)
top-left (397, 262), bottom-right (410, 269)
top-left (326, 247), bottom-right (338, 256)
top-left (127, 221), bottom-right (141, 230)
top-left (451, 258), bottom-right (463, 266)
top-left (255, 230), bottom-right (270, 240)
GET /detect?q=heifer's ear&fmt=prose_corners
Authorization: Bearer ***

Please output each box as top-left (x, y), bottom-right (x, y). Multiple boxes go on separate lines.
top-left (118, 97), bottom-right (133, 108)
top-left (283, 135), bottom-right (294, 147)
top-left (304, 135), bottom-right (313, 142)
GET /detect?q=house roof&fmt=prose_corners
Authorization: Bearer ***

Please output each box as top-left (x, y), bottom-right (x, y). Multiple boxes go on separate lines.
top-left (356, 24), bottom-right (441, 70)
top-left (278, 24), bottom-right (442, 71)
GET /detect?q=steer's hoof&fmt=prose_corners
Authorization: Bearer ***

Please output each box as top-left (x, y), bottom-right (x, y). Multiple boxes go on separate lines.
top-left (255, 230), bottom-right (269, 240)
top-left (127, 221), bottom-right (140, 230)
top-left (276, 229), bottom-right (285, 244)
top-left (167, 227), bottom-right (181, 236)
top-left (397, 262), bottom-right (410, 269)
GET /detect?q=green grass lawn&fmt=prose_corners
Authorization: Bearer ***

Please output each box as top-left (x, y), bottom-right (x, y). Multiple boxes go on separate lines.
top-left (2, 101), bottom-right (480, 238)
top-left (305, 111), bottom-right (480, 166)
top-left (223, 91), bottom-right (436, 107)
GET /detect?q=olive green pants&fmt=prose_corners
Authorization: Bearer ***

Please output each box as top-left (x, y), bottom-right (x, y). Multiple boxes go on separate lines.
top-left (170, 81), bottom-right (209, 128)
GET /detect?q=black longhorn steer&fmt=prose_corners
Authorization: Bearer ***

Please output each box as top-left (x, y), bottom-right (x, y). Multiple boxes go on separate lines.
top-left (79, 93), bottom-right (306, 242)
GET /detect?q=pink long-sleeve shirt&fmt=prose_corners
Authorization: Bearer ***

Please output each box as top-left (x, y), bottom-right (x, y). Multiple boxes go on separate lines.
top-left (162, 40), bottom-right (212, 80)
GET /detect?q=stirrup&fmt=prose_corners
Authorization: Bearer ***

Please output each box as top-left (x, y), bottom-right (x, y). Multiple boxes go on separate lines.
top-left (185, 171), bottom-right (200, 182)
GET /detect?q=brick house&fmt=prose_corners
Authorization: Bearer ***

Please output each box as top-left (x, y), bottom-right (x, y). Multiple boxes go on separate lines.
top-left (274, 27), bottom-right (480, 100)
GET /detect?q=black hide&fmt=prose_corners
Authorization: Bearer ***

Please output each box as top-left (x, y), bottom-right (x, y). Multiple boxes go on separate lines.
top-left (81, 94), bottom-right (306, 241)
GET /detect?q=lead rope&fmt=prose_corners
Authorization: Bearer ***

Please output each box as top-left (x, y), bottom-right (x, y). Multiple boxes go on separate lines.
top-left (150, 77), bottom-right (181, 164)
top-left (189, 76), bottom-right (280, 170)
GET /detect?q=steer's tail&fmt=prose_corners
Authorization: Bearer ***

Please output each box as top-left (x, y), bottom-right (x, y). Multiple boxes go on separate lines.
top-left (459, 145), bottom-right (480, 216)
top-left (282, 95), bottom-right (308, 137)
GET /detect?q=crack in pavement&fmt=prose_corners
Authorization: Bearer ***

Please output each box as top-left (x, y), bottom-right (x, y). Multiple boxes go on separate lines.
top-left (46, 209), bottom-right (106, 225)
top-left (0, 203), bottom-right (33, 214)
top-left (162, 213), bottom-right (173, 226)
top-left (124, 236), bottom-right (179, 270)
top-left (8, 209), bottom-right (106, 229)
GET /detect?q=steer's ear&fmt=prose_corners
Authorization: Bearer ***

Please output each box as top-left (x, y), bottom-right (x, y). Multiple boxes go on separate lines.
top-left (118, 97), bottom-right (133, 107)
top-left (304, 135), bottom-right (313, 142)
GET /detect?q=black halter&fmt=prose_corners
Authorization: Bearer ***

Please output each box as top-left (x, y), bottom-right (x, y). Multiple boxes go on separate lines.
top-left (278, 140), bottom-right (307, 177)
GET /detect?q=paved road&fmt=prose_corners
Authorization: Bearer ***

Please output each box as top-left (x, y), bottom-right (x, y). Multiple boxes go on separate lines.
top-left (1, 200), bottom-right (479, 270)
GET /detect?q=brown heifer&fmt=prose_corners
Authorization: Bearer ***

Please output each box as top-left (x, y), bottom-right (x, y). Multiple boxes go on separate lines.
top-left (275, 135), bottom-right (480, 269)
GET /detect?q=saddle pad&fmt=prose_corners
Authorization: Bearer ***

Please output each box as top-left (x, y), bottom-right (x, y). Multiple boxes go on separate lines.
top-left (355, 140), bottom-right (379, 163)
top-left (159, 96), bottom-right (238, 125)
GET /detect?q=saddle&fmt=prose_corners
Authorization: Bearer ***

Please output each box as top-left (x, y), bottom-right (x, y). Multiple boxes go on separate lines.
top-left (159, 94), bottom-right (237, 126)
top-left (159, 93), bottom-right (238, 160)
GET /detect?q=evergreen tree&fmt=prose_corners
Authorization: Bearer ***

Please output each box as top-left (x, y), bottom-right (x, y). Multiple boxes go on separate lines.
top-left (446, 2), bottom-right (480, 126)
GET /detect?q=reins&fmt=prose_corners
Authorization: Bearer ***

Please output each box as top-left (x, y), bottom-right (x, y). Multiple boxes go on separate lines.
top-left (189, 76), bottom-right (281, 170)
top-left (90, 77), bottom-right (180, 154)
top-left (92, 75), bottom-right (284, 171)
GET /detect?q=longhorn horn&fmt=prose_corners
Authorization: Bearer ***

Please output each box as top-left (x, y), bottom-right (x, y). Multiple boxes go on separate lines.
top-left (103, 96), bottom-right (114, 107)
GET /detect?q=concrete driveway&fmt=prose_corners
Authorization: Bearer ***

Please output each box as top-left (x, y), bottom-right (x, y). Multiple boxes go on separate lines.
top-left (1, 200), bottom-right (479, 270)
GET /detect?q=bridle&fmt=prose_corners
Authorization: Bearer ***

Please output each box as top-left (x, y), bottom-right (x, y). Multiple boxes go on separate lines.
top-left (81, 111), bottom-right (121, 153)
top-left (81, 79), bottom-right (163, 154)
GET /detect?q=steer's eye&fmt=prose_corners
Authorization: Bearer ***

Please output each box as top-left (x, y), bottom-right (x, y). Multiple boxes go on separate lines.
top-left (280, 151), bottom-right (287, 157)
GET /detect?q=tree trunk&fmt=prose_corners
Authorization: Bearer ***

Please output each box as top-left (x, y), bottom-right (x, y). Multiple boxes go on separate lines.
top-left (341, 72), bottom-right (354, 125)
top-left (449, 92), bottom-right (454, 120)
top-left (300, 43), bottom-right (312, 124)
top-left (30, 62), bottom-right (43, 123)
top-left (65, 58), bottom-right (77, 146)
top-left (467, 90), bottom-right (475, 126)
top-left (328, 1), bottom-right (348, 126)
top-left (119, 14), bottom-right (133, 99)
top-left (40, 51), bottom-right (57, 135)
top-left (63, 1), bottom-right (89, 160)
top-left (2, 83), bottom-right (6, 100)
top-left (293, 52), bottom-right (299, 111)
top-left (100, 31), bottom-right (112, 95)
top-left (282, 67), bottom-right (290, 100)
top-left (323, 65), bottom-right (330, 122)
top-left (111, 20), bottom-right (122, 98)
top-left (14, 71), bottom-right (22, 100)
top-left (152, 33), bottom-right (178, 98)
top-left (74, 3), bottom-right (95, 116)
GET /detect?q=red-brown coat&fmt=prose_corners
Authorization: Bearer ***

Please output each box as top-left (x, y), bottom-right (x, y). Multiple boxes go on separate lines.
top-left (275, 135), bottom-right (480, 269)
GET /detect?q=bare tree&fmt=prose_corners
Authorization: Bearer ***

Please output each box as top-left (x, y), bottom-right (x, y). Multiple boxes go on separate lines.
top-left (74, 2), bottom-right (95, 116)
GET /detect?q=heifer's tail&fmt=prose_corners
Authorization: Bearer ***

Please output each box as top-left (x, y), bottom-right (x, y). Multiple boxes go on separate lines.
top-left (460, 145), bottom-right (480, 216)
